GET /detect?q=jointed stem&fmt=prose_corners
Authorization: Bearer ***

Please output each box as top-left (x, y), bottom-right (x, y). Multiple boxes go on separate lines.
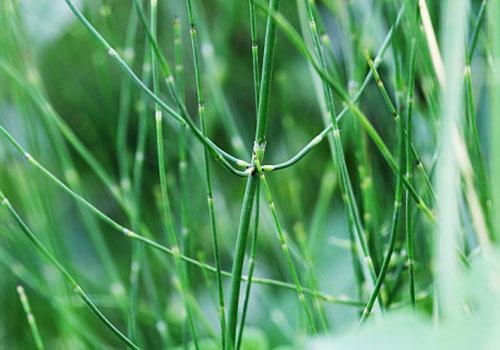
top-left (185, 0), bottom-right (227, 347)
top-left (227, 0), bottom-right (280, 347)
top-left (359, 57), bottom-right (406, 324)
top-left (255, 158), bottom-right (317, 333)
top-left (405, 1), bottom-right (419, 307)
top-left (147, 0), bottom-right (199, 346)
top-left (17, 285), bottom-right (44, 350)
top-left (304, 0), bottom-right (381, 309)
top-left (236, 181), bottom-right (260, 350)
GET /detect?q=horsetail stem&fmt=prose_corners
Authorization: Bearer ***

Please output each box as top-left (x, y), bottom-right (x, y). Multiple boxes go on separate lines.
top-left (304, 0), bottom-right (381, 310)
top-left (16, 285), bottom-right (44, 350)
top-left (185, 0), bottom-right (227, 347)
top-left (227, 0), bottom-right (280, 346)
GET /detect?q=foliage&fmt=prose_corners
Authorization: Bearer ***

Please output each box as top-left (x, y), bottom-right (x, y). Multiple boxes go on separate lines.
top-left (0, 0), bottom-right (497, 349)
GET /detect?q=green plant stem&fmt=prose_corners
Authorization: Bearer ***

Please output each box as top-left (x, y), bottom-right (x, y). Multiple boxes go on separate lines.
top-left (468, 0), bottom-right (488, 58)
top-left (227, 0), bottom-right (280, 347)
top-left (227, 175), bottom-right (258, 348)
top-left (236, 181), bottom-right (260, 350)
top-left (116, 6), bottom-right (138, 195)
top-left (359, 70), bottom-right (406, 325)
top-left (304, 0), bottom-right (381, 309)
top-left (146, 0), bottom-right (199, 346)
top-left (174, 15), bottom-right (190, 256)
top-left (249, 0), bottom-right (260, 112)
top-left (185, 0), bottom-right (227, 347)
top-left (255, 158), bottom-right (317, 333)
top-left (0, 190), bottom-right (139, 350)
top-left (234, 3), bottom-right (261, 346)
top-left (127, 50), bottom-right (151, 342)
top-left (463, 0), bottom-right (491, 232)
top-left (405, 3), bottom-right (419, 307)
top-left (17, 285), bottom-right (44, 350)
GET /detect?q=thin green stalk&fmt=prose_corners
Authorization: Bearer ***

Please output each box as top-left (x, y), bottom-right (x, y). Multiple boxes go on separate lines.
top-left (359, 65), bottom-right (406, 324)
top-left (405, 3), bottom-right (419, 307)
top-left (183, 1), bottom-right (249, 159)
top-left (249, 0), bottom-right (260, 111)
top-left (0, 191), bottom-right (139, 350)
top-left (227, 0), bottom-right (280, 346)
top-left (116, 5), bottom-right (138, 195)
top-left (463, 0), bottom-right (491, 232)
top-left (293, 208), bottom-right (330, 331)
top-left (468, 0), bottom-right (488, 60)
top-left (226, 174), bottom-right (258, 348)
top-left (362, 31), bottom-right (418, 305)
top-left (131, 6), bottom-right (170, 346)
top-left (304, 0), bottom-right (381, 309)
top-left (255, 158), bottom-right (317, 333)
top-left (147, 0), bottom-right (199, 346)
top-left (172, 17), bottom-right (193, 347)
top-left (127, 27), bottom-right (153, 342)
top-left (236, 181), bottom-right (259, 350)
top-left (185, 0), bottom-right (226, 347)
top-left (17, 285), bottom-right (44, 350)
top-left (354, 126), bottom-right (382, 272)
top-left (365, 45), bottom-right (435, 205)
top-left (276, 72), bottom-right (331, 330)
top-left (234, 3), bottom-right (262, 346)
top-left (174, 16), bottom-right (191, 256)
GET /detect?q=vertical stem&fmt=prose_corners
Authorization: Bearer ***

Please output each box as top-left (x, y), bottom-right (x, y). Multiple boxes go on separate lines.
top-left (236, 180), bottom-right (260, 350)
top-left (175, 17), bottom-right (191, 257)
top-left (255, 159), bottom-right (317, 333)
top-left (185, 0), bottom-right (227, 348)
top-left (17, 285), bottom-right (44, 350)
top-left (249, 0), bottom-right (260, 112)
top-left (127, 23), bottom-right (152, 342)
top-left (174, 15), bottom-right (192, 347)
top-left (227, 0), bottom-right (280, 347)
top-left (148, 0), bottom-right (199, 346)
top-left (359, 72), bottom-right (405, 324)
top-left (405, 41), bottom-right (417, 308)
top-left (227, 175), bottom-right (258, 348)
top-left (116, 6), bottom-right (138, 195)
top-left (304, 0), bottom-right (381, 309)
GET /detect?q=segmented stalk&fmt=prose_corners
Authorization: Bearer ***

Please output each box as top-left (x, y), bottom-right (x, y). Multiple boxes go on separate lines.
top-left (185, 0), bottom-right (227, 347)
top-left (17, 285), bottom-right (44, 350)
